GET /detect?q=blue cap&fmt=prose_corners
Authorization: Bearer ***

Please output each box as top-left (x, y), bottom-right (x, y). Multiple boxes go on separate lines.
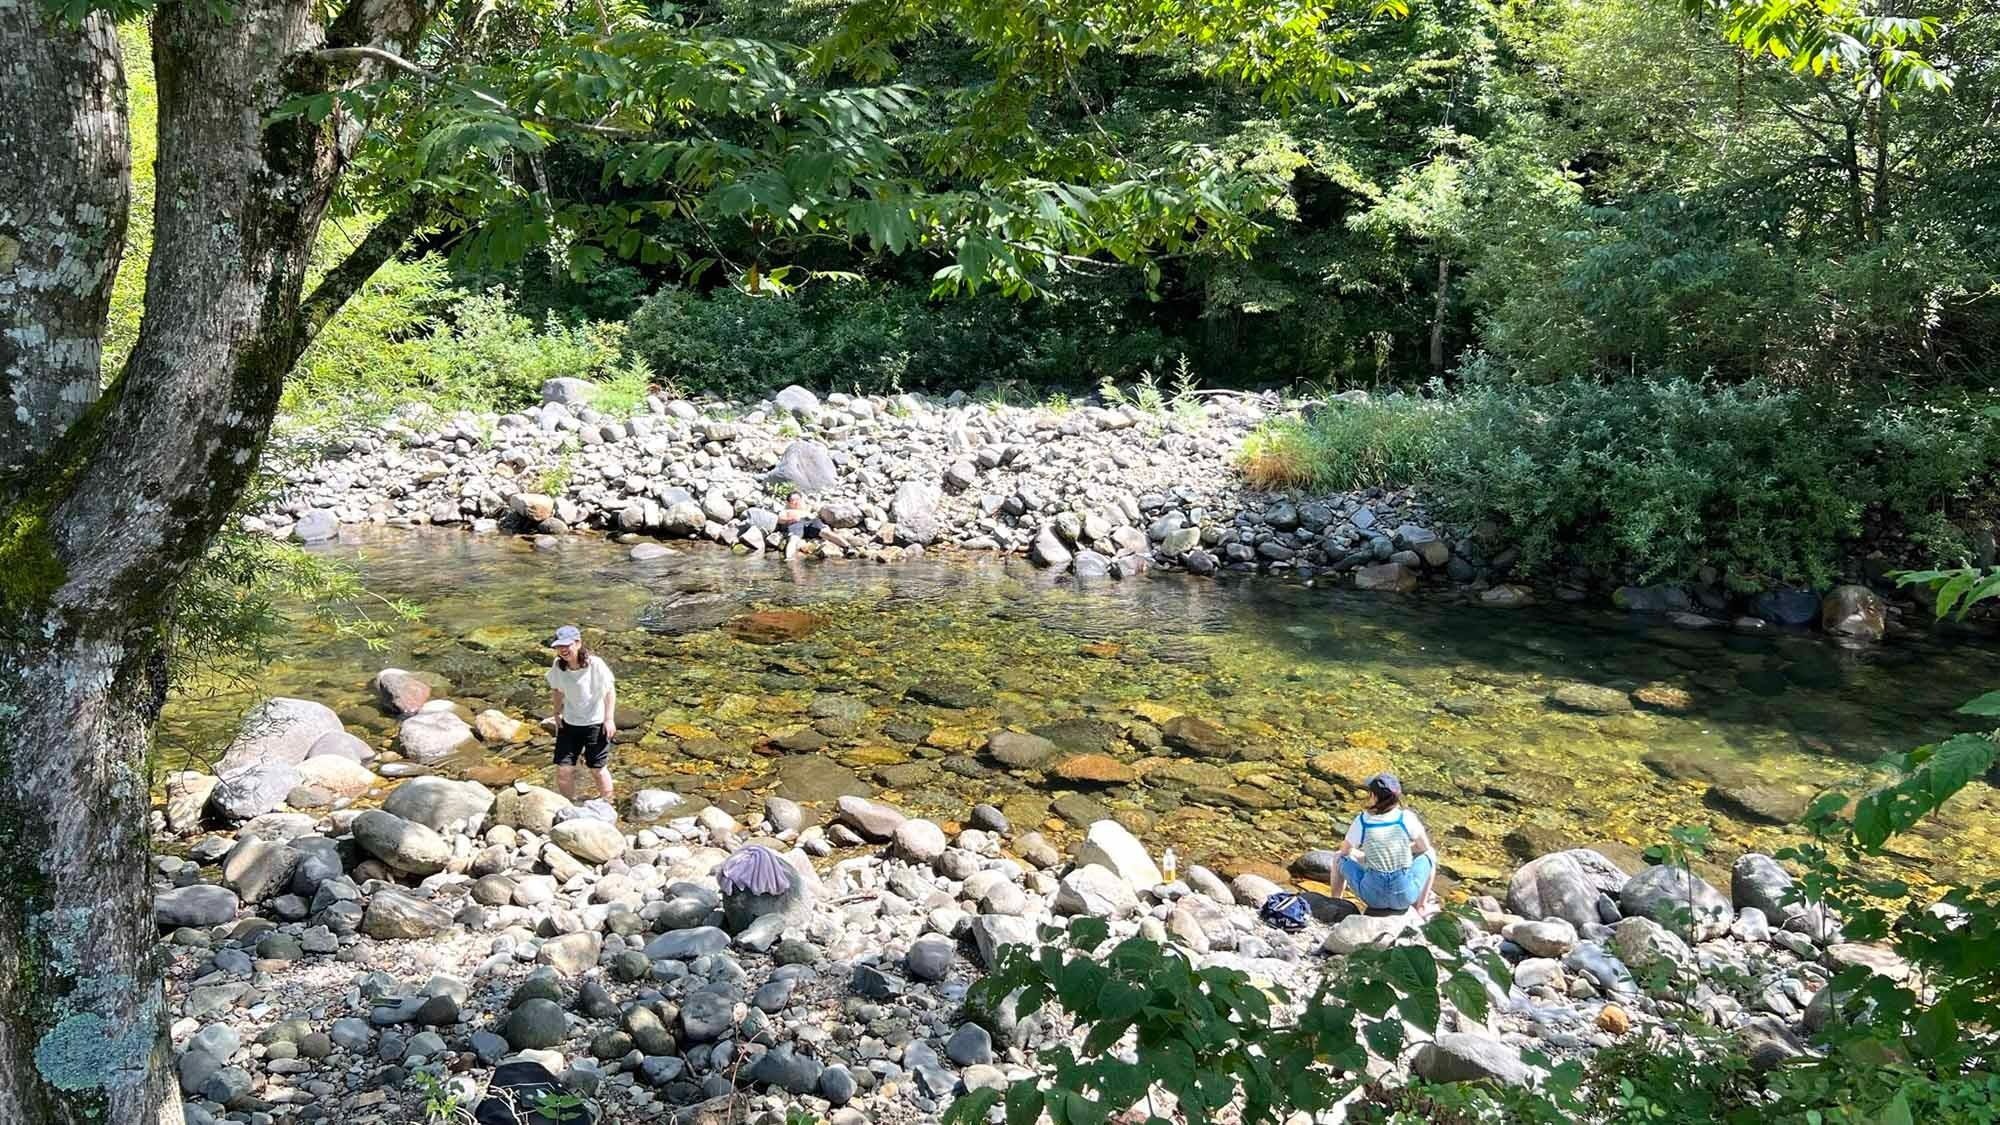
top-left (1364, 772), bottom-right (1402, 798)
top-left (548, 625), bottom-right (582, 647)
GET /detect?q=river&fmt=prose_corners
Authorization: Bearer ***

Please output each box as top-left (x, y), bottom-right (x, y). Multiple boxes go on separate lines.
top-left (158, 528), bottom-right (2000, 894)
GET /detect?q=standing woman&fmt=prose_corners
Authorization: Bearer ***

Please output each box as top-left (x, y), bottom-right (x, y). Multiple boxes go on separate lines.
top-left (1326, 772), bottom-right (1439, 915)
top-left (546, 625), bottom-right (617, 803)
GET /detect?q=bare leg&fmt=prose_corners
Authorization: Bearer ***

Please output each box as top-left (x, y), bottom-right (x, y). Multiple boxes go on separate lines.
top-left (556, 764), bottom-right (576, 800)
top-left (592, 766), bottom-right (615, 802)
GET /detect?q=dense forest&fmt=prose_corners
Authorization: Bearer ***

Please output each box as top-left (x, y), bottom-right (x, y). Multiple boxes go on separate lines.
top-left (109, 0), bottom-right (2000, 402)
top-left (104, 0), bottom-right (2000, 591)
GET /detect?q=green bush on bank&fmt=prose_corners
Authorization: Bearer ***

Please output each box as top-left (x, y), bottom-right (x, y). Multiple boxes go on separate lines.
top-left (1243, 371), bottom-right (2000, 586)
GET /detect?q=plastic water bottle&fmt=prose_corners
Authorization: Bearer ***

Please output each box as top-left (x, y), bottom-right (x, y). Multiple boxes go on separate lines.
top-left (1161, 847), bottom-right (1178, 883)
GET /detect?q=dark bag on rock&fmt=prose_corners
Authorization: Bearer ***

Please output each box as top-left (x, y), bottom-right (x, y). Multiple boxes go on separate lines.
top-left (475, 1060), bottom-right (599, 1125)
top-left (1259, 891), bottom-right (1310, 931)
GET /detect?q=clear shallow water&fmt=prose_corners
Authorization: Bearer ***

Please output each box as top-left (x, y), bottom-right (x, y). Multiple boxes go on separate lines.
top-left (158, 528), bottom-right (2000, 894)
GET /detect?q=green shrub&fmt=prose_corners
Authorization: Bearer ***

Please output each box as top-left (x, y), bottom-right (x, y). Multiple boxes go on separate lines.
top-left (1241, 373), bottom-right (2000, 585)
top-left (284, 277), bottom-right (629, 425)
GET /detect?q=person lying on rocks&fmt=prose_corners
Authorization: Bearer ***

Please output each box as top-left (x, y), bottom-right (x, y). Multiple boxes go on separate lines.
top-left (546, 624), bottom-right (617, 803)
top-left (1326, 772), bottom-right (1439, 916)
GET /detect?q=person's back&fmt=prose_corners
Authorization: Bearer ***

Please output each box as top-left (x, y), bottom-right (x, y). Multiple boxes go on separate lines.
top-left (1329, 772), bottom-right (1438, 915)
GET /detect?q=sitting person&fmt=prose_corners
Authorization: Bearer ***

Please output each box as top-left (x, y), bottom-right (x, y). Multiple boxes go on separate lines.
top-left (1327, 772), bottom-right (1438, 915)
top-left (775, 493), bottom-right (820, 559)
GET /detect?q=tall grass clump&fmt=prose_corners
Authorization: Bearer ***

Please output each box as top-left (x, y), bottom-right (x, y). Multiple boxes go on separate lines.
top-left (1240, 391), bottom-right (1455, 491)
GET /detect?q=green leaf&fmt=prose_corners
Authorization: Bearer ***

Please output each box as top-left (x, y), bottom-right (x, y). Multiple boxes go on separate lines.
top-left (1911, 998), bottom-right (1956, 1060)
top-left (1003, 1082), bottom-right (1043, 1125)
top-left (944, 1088), bottom-right (1002, 1125)
top-left (1881, 1090), bottom-right (1915, 1125)
top-left (1853, 733), bottom-right (2000, 849)
top-left (1956, 691), bottom-right (2000, 717)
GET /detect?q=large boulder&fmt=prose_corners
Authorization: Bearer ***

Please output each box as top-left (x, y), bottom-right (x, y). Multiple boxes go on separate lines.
top-left (890, 480), bottom-right (942, 545)
top-left (1354, 562), bottom-right (1418, 593)
top-left (1072, 820), bottom-right (1162, 889)
top-left (1506, 849), bottom-right (1630, 930)
top-left (396, 712), bottom-right (477, 764)
top-left (1619, 863), bottom-right (1732, 941)
top-left (371, 668), bottom-right (433, 717)
top-left (768, 441), bottom-right (838, 494)
top-left (1611, 916), bottom-right (1693, 977)
top-left (773, 385), bottom-right (820, 416)
top-left (217, 697), bottom-right (343, 773)
top-left (550, 818), bottom-right (626, 865)
top-left (363, 889), bottom-right (455, 939)
top-left (350, 809), bottom-right (452, 876)
top-left (208, 763), bottom-right (305, 822)
top-left (382, 776), bottom-right (495, 832)
top-left (495, 785), bottom-right (572, 833)
top-left (542, 377), bottom-right (596, 406)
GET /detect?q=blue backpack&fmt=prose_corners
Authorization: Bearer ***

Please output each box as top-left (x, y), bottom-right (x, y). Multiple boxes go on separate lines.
top-left (1259, 892), bottom-right (1311, 932)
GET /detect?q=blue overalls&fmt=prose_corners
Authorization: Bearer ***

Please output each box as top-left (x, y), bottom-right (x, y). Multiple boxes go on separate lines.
top-left (1337, 811), bottom-right (1436, 911)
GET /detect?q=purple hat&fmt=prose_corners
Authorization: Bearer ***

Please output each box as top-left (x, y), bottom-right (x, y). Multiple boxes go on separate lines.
top-left (548, 625), bottom-right (582, 647)
top-left (718, 845), bottom-right (795, 896)
top-left (1364, 772), bottom-right (1402, 799)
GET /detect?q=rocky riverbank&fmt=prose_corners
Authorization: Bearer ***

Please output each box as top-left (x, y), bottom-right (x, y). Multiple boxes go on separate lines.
top-left (153, 692), bottom-right (1890, 1124)
top-left (256, 380), bottom-right (1903, 640)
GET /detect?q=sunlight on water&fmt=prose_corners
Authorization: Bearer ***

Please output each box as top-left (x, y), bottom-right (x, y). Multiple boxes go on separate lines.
top-left (158, 528), bottom-right (2000, 894)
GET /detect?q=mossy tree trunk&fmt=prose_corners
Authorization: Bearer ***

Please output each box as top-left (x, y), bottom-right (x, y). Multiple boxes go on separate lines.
top-left (0, 0), bottom-right (433, 1117)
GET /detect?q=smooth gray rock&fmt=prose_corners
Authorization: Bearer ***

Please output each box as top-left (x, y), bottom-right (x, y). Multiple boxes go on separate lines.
top-left (381, 776), bottom-right (494, 831)
top-left (1506, 850), bottom-right (1630, 931)
top-left (157, 885), bottom-right (240, 929)
top-left (1620, 863), bottom-right (1732, 941)
top-left (645, 927), bottom-right (730, 960)
top-left (351, 809), bottom-right (451, 875)
top-left (1413, 1032), bottom-right (1532, 1087)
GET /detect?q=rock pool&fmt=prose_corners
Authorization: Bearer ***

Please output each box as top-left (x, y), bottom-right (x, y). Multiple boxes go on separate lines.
top-left (158, 528), bottom-right (2000, 894)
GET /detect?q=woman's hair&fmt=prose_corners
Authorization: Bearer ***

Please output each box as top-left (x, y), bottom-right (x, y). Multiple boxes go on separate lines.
top-left (560, 640), bottom-right (593, 669)
top-left (1366, 783), bottom-right (1400, 815)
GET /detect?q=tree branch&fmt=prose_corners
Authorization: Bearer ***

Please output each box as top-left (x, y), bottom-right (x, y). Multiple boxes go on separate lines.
top-left (297, 202), bottom-right (432, 346)
top-left (311, 46), bottom-right (639, 137)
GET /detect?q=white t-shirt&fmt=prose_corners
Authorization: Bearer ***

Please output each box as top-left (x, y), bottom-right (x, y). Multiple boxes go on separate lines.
top-left (546, 654), bottom-right (615, 727)
top-left (1344, 808), bottom-right (1429, 853)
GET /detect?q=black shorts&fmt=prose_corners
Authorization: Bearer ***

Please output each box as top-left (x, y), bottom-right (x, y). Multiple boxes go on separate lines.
top-left (554, 721), bottom-right (610, 769)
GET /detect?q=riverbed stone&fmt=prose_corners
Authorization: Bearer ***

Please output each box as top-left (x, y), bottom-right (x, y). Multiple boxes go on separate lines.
top-left (835, 795), bottom-right (905, 840)
top-left (496, 785), bottom-right (572, 832)
top-left (986, 730), bottom-right (1057, 768)
top-left (1413, 1032), bottom-right (1532, 1087)
top-left (372, 668), bottom-right (433, 717)
top-left (551, 817), bottom-right (626, 864)
top-left (363, 889), bottom-right (456, 939)
top-left (1507, 850), bottom-right (1631, 930)
top-left (1620, 863), bottom-right (1732, 941)
top-left (209, 763), bottom-right (306, 822)
top-left (157, 885), bottom-right (240, 928)
top-left (1547, 683), bottom-right (1634, 714)
top-left (295, 755), bottom-right (376, 798)
top-left (351, 809), bottom-right (452, 875)
top-left (382, 775), bottom-right (495, 831)
top-left (1073, 819), bottom-right (1162, 888)
top-left (397, 711), bottom-right (478, 763)
top-left (218, 697), bottom-right (345, 773)
top-left (1055, 865), bottom-right (1141, 918)
top-left (220, 836), bottom-right (300, 904)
